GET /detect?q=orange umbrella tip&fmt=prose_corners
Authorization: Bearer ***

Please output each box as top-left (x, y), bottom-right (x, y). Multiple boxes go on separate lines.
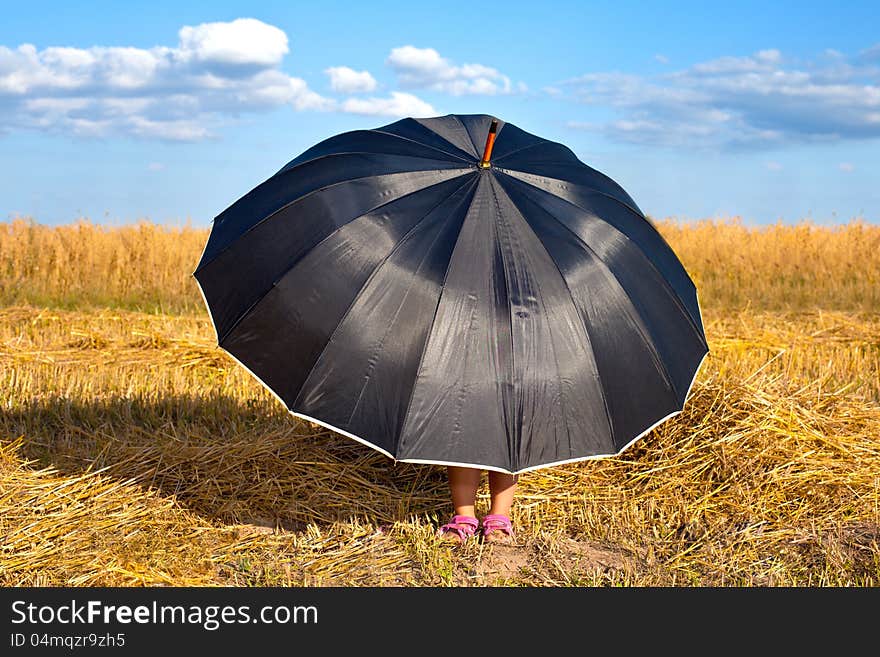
top-left (479, 119), bottom-right (499, 168)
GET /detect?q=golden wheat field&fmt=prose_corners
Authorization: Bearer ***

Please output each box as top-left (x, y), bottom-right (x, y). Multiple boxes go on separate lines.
top-left (1, 217), bottom-right (878, 586)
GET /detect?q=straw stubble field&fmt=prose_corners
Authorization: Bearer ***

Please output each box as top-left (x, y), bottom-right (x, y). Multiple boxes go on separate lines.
top-left (1, 218), bottom-right (878, 586)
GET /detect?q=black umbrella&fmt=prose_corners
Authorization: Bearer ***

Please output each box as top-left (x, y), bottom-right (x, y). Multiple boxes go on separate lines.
top-left (193, 114), bottom-right (708, 474)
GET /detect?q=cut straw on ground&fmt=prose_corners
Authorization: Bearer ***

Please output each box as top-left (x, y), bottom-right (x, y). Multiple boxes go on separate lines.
top-left (2, 304), bottom-right (877, 586)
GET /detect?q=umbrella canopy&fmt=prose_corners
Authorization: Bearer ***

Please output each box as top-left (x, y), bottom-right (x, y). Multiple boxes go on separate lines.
top-left (194, 114), bottom-right (708, 474)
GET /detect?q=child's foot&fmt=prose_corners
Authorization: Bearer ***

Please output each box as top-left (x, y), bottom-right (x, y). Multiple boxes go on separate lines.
top-left (481, 514), bottom-right (514, 545)
top-left (437, 515), bottom-right (479, 543)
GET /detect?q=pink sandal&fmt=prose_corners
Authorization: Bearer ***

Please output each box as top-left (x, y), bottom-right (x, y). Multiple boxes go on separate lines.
top-left (481, 514), bottom-right (514, 543)
top-left (437, 515), bottom-right (479, 543)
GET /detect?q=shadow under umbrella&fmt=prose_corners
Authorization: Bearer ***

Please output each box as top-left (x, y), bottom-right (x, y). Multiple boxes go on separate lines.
top-left (1, 392), bottom-right (451, 530)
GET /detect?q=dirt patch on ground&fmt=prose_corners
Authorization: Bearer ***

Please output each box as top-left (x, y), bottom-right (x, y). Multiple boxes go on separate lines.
top-left (474, 543), bottom-right (532, 581)
top-left (555, 537), bottom-right (628, 571)
top-left (469, 535), bottom-right (631, 584)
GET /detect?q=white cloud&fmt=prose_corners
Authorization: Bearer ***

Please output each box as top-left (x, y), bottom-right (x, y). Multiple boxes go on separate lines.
top-left (690, 49), bottom-right (780, 75)
top-left (566, 120), bottom-right (597, 130)
top-left (386, 45), bottom-right (521, 96)
top-left (839, 162), bottom-right (855, 172)
top-left (95, 47), bottom-right (162, 89)
top-left (240, 70), bottom-right (335, 110)
top-left (654, 54), bottom-right (669, 64)
top-left (325, 66), bottom-right (377, 93)
top-left (861, 44), bottom-right (880, 60)
top-left (177, 18), bottom-right (289, 67)
top-left (341, 91), bottom-right (435, 117)
top-left (561, 47), bottom-right (880, 148)
top-left (765, 161), bottom-right (783, 171)
top-left (0, 18), bottom-right (332, 141)
top-left (128, 116), bottom-right (211, 141)
top-left (147, 162), bottom-right (164, 171)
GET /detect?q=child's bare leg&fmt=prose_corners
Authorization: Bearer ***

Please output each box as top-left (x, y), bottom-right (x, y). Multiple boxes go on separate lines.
top-left (446, 466), bottom-right (482, 518)
top-left (488, 471), bottom-right (518, 516)
top-left (484, 471), bottom-right (518, 543)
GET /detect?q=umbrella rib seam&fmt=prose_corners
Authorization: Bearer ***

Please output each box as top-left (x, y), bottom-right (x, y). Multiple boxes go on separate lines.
top-left (498, 169), bottom-right (705, 343)
top-left (497, 167), bottom-right (644, 229)
top-left (490, 139), bottom-right (553, 164)
top-left (341, 188), bottom-right (473, 428)
top-left (411, 115), bottom-right (480, 159)
top-left (395, 177), bottom-right (484, 455)
top-left (291, 175), bottom-right (481, 412)
top-left (487, 179), bottom-right (520, 472)
top-left (198, 167), bottom-right (471, 273)
top-left (497, 173), bottom-right (681, 402)
top-left (518, 162), bottom-right (643, 211)
top-left (278, 149), bottom-right (469, 176)
top-left (215, 172), bottom-right (474, 345)
top-left (492, 176), bottom-right (616, 453)
top-left (369, 129), bottom-right (474, 163)
top-left (449, 114), bottom-right (481, 158)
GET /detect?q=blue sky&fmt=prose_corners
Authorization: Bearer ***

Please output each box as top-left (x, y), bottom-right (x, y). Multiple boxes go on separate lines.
top-left (1, 0), bottom-right (878, 226)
